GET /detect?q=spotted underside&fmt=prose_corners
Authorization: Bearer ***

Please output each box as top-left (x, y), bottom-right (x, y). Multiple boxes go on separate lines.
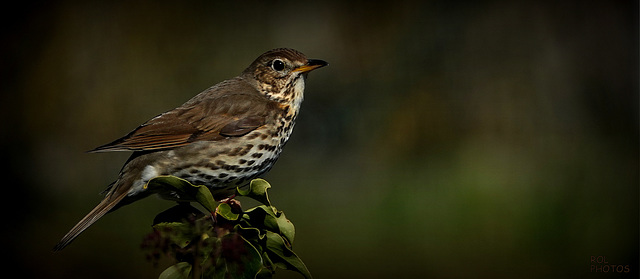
top-left (166, 127), bottom-right (287, 193)
top-left (121, 100), bottom-right (299, 201)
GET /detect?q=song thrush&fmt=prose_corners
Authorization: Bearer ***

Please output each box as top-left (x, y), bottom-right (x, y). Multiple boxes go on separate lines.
top-left (54, 48), bottom-right (327, 251)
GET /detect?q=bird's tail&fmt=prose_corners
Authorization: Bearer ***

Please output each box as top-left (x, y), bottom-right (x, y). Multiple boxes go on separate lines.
top-left (53, 188), bottom-right (129, 251)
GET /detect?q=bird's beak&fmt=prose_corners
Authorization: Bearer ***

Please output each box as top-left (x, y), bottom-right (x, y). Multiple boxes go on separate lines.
top-left (293, 59), bottom-right (328, 73)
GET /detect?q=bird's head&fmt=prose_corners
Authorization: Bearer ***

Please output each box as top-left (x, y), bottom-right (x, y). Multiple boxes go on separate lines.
top-left (242, 48), bottom-right (327, 107)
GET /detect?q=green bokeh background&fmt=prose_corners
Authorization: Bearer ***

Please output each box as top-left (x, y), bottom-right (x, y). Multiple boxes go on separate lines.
top-left (3, 1), bottom-right (637, 278)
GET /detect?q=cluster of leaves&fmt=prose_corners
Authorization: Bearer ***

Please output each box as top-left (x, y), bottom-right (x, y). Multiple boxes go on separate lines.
top-left (141, 177), bottom-right (311, 279)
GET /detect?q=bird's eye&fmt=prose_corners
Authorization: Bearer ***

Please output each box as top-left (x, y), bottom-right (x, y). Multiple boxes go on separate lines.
top-left (271, 59), bottom-right (285, 71)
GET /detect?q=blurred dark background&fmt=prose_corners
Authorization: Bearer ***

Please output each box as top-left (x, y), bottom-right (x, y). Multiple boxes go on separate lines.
top-left (2, 1), bottom-right (637, 278)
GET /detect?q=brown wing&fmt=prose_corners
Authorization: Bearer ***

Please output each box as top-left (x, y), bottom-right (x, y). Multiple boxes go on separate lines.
top-left (90, 85), bottom-right (278, 152)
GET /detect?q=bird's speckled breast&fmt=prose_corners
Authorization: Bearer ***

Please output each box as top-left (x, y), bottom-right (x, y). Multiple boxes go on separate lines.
top-left (126, 105), bottom-right (299, 201)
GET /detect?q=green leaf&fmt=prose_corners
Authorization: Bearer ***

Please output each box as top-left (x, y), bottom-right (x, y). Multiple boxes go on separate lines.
top-left (195, 185), bottom-right (218, 213)
top-left (216, 203), bottom-right (240, 221)
top-left (275, 211), bottom-right (295, 245)
top-left (159, 262), bottom-right (192, 279)
top-left (265, 231), bottom-right (312, 279)
top-left (235, 225), bottom-right (265, 244)
top-left (242, 206), bottom-right (295, 245)
top-left (153, 203), bottom-right (204, 225)
top-left (146, 176), bottom-right (194, 193)
top-left (145, 176), bottom-right (217, 213)
top-left (237, 179), bottom-right (272, 206)
top-left (242, 206), bottom-right (277, 232)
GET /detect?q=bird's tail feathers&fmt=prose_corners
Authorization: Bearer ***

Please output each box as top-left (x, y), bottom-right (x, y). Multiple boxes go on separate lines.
top-left (53, 190), bottom-right (128, 251)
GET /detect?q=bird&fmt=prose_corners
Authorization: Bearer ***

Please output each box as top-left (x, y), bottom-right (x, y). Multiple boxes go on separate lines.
top-left (53, 48), bottom-right (327, 251)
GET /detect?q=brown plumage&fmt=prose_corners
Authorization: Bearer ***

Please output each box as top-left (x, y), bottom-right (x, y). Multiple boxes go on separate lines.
top-left (91, 81), bottom-right (280, 152)
top-left (54, 48), bottom-right (327, 251)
